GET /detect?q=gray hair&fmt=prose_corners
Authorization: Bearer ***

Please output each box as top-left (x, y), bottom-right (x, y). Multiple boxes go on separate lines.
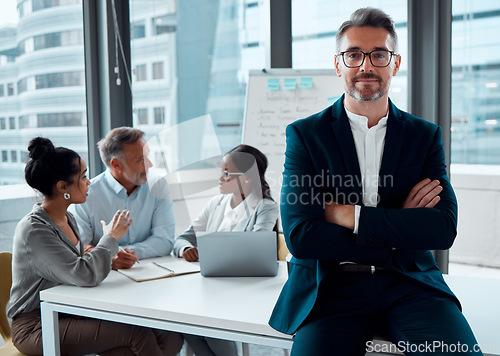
top-left (336, 7), bottom-right (398, 53)
top-left (98, 126), bottom-right (145, 167)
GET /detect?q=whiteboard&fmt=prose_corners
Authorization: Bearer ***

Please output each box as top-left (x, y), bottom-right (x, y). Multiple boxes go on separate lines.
top-left (242, 69), bottom-right (344, 207)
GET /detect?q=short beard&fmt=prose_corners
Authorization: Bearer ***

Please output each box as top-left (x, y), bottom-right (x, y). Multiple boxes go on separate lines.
top-left (347, 88), bottom-right (384, 102)
top-left (346, 73), bottom-right (388, 102)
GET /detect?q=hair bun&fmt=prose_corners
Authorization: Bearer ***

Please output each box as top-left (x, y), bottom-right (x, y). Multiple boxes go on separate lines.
top-left (27, 137), bottom-right (55, 160)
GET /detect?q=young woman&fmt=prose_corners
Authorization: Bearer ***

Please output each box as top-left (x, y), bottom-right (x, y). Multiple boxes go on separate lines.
top-left (173, 144), bottom-right (279, 356)
top-left (7, 137), bottom-right (182, 356)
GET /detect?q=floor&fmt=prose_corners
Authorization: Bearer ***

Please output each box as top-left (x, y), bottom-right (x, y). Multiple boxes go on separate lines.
top-left (448, 261), bottom-right (500, 279)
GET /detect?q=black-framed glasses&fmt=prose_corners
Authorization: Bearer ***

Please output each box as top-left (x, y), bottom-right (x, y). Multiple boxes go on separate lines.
top-left (221, 170), bottom-right (243, 180)
top-left (338, 50), bottom-right (397, 68)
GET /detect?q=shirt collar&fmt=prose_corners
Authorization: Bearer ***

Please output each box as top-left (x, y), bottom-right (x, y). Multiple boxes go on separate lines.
top-left (223, 191), bottom-right (261, 215)
top-left (344, 106), bottom-right (388, 130)
top-left (104, 169), bottom-right (140, 196)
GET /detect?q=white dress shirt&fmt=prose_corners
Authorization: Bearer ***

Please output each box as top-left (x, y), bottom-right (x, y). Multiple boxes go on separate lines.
top-left (345, 107), bottom-right (388, 233)
top-left (217, 192), bottom-right (261, 232)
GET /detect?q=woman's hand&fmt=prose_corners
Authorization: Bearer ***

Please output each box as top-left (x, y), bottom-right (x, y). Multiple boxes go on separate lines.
top-left (182, 247), bottom-right (199, 262)
top-left (101, 210), bottom-right (133, 240)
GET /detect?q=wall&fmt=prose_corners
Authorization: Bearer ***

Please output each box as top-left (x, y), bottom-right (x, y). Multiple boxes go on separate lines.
top-left (449, 164), bottom-right (500, 268)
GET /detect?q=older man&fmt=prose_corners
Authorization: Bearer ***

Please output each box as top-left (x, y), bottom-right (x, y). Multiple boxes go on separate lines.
top-left (70, 127), bottom-right (175, 269)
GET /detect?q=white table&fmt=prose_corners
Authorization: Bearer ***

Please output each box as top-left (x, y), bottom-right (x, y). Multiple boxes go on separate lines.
top-left (40, 257), bottom-right (292, 355)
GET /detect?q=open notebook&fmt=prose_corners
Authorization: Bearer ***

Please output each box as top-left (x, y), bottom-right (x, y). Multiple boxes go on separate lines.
top-left (117, 259), bottom-right (200, 282)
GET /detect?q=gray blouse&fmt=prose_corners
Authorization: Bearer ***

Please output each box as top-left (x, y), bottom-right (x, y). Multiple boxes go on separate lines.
top-left (7, 204), bottom-right (119, 319)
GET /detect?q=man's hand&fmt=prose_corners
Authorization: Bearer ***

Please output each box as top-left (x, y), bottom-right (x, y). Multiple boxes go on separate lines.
top-left (324, 202), bottom-right (355, 230)
top-left (182, 247), bottom-right (199, 262)
top-left (84, 245), bottom-right (95, 254)
top-left (112, 248), bottom-right (138, 270)
top-left (402, 178), bottom-right (442, 209)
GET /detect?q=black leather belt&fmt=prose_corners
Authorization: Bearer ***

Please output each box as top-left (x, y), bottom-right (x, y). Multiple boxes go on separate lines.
top-left (338, 263), bottom-right (386, 274)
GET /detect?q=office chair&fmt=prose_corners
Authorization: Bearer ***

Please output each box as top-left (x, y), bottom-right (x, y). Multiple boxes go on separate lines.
top-left (0, 252), bottom-right (25, 355)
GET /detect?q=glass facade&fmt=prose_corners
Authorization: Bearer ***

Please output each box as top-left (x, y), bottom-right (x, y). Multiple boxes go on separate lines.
top-left (0, 0), bottom-right (87, 186)
top-left (1, 1), bottom-right (498, 172)
top-left (34, 30), bottom-right (83, 51)
top-left (292, 0), bottom-right (408, 110)
top-left (451, 0), bottom-right (500, 164)
top-left (129, 0), bottom-right (266, 171)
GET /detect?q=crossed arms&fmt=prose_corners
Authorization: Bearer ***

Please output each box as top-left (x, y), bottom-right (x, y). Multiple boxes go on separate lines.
top-left (281, 123), bottom-right (458, 264)
top-left (325, 177), bottom-right (443, 232)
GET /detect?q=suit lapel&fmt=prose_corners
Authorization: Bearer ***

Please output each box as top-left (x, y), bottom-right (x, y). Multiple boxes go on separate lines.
top-left (329, 97), bottom-right (363, 201)
top-left (378, 101), bottom-right (406, 206)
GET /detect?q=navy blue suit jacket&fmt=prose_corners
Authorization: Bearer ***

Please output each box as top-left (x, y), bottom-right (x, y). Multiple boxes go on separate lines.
top-left (269, 95), bottom-right (460, 335)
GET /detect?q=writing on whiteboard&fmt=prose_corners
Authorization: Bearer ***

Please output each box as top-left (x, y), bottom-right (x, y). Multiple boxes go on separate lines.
top-left (243, 70), bottom-right (344, 214)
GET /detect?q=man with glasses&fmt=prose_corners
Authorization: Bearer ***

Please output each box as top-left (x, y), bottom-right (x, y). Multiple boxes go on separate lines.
top-left (269, 7), bottom-right (482, 355)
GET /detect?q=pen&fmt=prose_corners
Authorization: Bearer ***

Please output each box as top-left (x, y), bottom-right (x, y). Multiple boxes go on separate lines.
top-left (152, 261), bottom-right (175, 274)
top-left (119, 247), bottom-right (140, 264)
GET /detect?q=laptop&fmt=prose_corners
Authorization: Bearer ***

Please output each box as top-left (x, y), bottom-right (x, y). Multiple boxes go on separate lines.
top-left (197, 231), bottom-right (278, 277)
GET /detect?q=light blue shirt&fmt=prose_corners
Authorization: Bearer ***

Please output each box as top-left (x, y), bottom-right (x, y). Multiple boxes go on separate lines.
top-left (69, 170), bottom-right (175, 259)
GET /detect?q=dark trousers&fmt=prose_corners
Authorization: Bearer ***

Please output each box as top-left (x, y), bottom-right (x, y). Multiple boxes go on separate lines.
top-left (291, 270), bottom-right (483, 356)
top-left (11, 309), bottom-right (183, 356)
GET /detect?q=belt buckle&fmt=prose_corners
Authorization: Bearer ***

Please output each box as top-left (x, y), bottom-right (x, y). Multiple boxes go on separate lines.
top-left (370, 265), bottom-right (375, 274)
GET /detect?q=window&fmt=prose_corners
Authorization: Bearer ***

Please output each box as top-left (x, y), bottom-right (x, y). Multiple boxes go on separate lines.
top-left (36, 71), bottom-right (83, 89)
top-left (18, 78), bottom-right (27, 94)
top-left (17, 39), bottom-right (26, 56)
top-left (0, 0), bottom-right (87, 188)
top-left (136, 108), bottom-right (148, 125)
top-left (21, 150), bottom-right (29, 163)
top-left (153, 107), bottom-right (165, 124)
top-left (0, 0), bottom-right (85, 252)
top-left (10, 150), bottom-right (17, 162)
top-left (129, 0), bottom-right (266, 172)
top-left (32, 0), bottom-right (81, 12)
top-left (34, 30), bottom-right (83, 51)
top-left (18, 116), bottom-right (26, 129)
top-left (152, 62), bottom-right (164, 80)
top-left (131, 21), bottom-right (145, 39)
top-left (135, 64), bottom-right (147, 81)
top-left (291, 0), bottom-right (408, 110)
top-left (37, 112), bottom-right (83, 127)
top-left (152, 15), bottom-right (175, 35)
top-left (451, 3), bottom-right (500, 164)
top-left (448, 1), bottom-right (500, 274)
top-left (18, 0), bottom-right (30, 17)
top-left (154, 151), bottom-right (167, 169)
top-left (7, 83), bottom-right (14, 96)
